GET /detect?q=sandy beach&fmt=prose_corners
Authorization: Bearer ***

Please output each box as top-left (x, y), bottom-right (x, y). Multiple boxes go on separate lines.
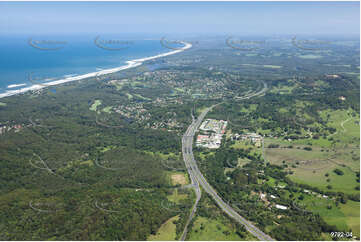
top-left (0, 41), bottom-right (192, 99)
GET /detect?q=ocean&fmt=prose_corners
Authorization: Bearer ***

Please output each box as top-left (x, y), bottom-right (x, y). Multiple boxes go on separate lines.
top-left (0, 34), bottom-right (174, 96)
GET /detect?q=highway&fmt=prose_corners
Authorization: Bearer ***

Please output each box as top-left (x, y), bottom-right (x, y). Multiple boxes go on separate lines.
top-left (179, 112), bottom-right (202, 241)
top-left (180, 83), bottom-right (274, 241)
top-left (235, 80), bottom-right (267, 100)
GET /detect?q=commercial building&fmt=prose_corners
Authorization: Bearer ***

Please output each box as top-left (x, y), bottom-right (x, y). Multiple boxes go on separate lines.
top-left (196, 119), bottom-right (227, 149)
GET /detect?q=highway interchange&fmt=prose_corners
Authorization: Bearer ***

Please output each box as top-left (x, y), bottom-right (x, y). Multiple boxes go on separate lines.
top-left (180, 81), bottom-right (274, 241)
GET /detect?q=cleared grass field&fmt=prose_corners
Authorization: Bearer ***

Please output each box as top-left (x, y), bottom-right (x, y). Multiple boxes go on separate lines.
top-left (167, 172), bottom-right (189, 186)
top-left (89, 99), bottom-right (102, 111)
top-left (260, 108), bottom-right (360, 237)
top-left (331, 149), bottom-right (360, 172)
top-left (320, 109), bottom-right (360, 146)
top-left (167, 188), bottom-right (188, 204)
top-left (224, 157), bottom-right (252, 174)
top-left (290, 136), bottom-right (334, 148)
top-left (269, 83), bottom-right (296, 95)
top-left (231, 140), bottom-right (262, 157)
top-left (188, 216), bottom-right (248, 241)
top-left (340, 200), bottom-right (360, 237)
top-left (102, 106), bottom-right (112, 113)
top-left (148, 215), bottom-right (179, 241)
top-left (264, 138), bottom-right (359, 195)
top-left (291, 164), bottom-right (359, 195)
top-left (296, 196), bottom-right (360, 237)
top-left (265, 146), bottom-right (332, 163)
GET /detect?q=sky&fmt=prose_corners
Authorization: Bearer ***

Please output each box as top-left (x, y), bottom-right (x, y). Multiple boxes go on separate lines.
top-left (0, 1), bottom-right (359, 36)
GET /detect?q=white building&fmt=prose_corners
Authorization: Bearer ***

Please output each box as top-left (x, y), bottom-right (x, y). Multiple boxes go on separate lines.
top-left (275, 204), bottom-right (288, 210)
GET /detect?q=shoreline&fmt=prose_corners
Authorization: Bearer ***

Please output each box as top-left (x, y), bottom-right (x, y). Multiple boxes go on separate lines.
top-left (0, 42), bottom-right (192, 99)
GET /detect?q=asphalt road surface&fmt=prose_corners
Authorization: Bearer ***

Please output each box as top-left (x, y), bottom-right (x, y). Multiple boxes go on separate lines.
top-left (179, 112), bottom-right (202, 241)
top-left (180, 84), bottom-right (274, 241)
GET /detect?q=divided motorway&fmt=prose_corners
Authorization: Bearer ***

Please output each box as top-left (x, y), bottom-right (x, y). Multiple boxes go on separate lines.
top-left (179, 112), bottom-right (202, 241)
top-left (180, 82), bottom-right (274, 241)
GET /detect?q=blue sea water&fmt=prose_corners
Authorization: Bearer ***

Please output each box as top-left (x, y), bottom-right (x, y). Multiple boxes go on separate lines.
top-left (0, 34), bottom-right (171, 94)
